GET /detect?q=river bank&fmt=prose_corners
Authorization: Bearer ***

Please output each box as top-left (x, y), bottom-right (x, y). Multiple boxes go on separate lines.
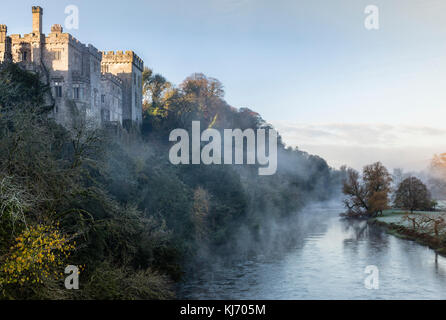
top-left (369, 210), bottom-right (446, 257)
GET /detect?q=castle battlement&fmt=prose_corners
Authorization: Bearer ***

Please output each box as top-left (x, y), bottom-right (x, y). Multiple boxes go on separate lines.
top-left (88, 44), bottom-right (102, 61)
top-left (46, 32), bottom-right (69, 43)
top-left (10, 33), bottom-right (42, 42)
top-left (51, 24), bottom-right (63, 34)
top-left (67, 34), bottom-right (87, 51)
top-left (32, 6), bottom-right (43, 14)
top-left (101, 50), bottom-right (144, 70)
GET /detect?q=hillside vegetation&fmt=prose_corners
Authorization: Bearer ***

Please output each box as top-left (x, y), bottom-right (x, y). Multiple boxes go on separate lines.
top-left (0, 63), bottom-right (341, 299)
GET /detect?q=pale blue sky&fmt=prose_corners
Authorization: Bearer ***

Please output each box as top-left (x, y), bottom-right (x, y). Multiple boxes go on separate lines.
top-left (2, 0), bottom-right (446, 170)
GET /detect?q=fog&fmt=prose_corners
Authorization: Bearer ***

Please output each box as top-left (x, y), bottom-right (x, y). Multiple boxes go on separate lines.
top-left (273, 121), bottom-right (446, 171)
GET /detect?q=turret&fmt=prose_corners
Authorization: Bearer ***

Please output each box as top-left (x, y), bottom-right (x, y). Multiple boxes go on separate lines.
top-left (101, 51), bottom-right (144, 126)
top-left (32, 6), bottom-right (43, 34)
top-left (0, 24), bottom-right (7, 42)
top-left (50, 24), bottom-right (63, 34)
top-left (0, 24), bottom-right (12, 62)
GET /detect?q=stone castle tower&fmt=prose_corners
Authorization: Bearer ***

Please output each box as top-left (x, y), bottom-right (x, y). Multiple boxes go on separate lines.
top-left (0, 6), bottom-right (144, 129)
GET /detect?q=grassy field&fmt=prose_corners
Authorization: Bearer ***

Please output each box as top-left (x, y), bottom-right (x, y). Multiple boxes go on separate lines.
top-left (371, 204), bottom-right (446, 255)
top-left (376, 209), bottom-right (444, 228)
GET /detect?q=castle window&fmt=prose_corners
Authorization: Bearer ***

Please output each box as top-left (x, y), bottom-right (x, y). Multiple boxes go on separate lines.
top-left (93, 61), bottom-right (100, 73)
top-left (73, 84), bottom-right (82, 100)
top-left (53, 81), bottom-right (63, 98)
top-left (94, 90), bottom-right (98, 106)
top-left (74, 53), bottom-right (81, 71)
top-left (54, 86), bottom-right (62, 98)
top-left (53, 50), bottom-right (61, 60)
top-left (73, 87), bottom-right (80, 99)
top-left (21, 51), bottom-right (28, 62)
top-left (101, 94), bottom-right (105, 104)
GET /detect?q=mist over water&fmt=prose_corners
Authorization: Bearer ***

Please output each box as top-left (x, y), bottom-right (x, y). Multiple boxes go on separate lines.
top-left (180, 201), bottom-right (446, 299)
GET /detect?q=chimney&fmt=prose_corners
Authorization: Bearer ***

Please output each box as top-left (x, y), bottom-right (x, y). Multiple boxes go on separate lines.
top-left (32, 6), bottom-right (43, 34)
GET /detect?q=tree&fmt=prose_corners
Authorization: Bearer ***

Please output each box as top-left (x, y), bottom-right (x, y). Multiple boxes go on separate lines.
top-left (143, 68), bottom-right (171, 109)
top-left (363, 162), bottom-right (392, 195)
top-left (392, 168), bottom-right (407, 189)
top-left (141, 67), bottom-right (172, 134)
top-left (401, 213), bottom-right (446, 238)
top-left (180, 73), bottom-right (226, 126)
top-left (363, 162), bottom-right (392, 215)
top-left (431, 153), bottom-right (446, 179)
top-left (429, 153), bottom-right (446, 198)
top-left (394, 177), bottom-right (433, 213)
top-left (342, 168), bottom-right (369, 216)
top-left (0, 62), bottom-right (51, 113)
top-left (342, 162), bottom-right (392, 217)
top-left (180, 73), bottom-right (224, 99)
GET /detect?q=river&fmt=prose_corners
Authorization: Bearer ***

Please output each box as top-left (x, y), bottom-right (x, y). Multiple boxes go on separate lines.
top-left (180, 202), bottom-right (446, 299)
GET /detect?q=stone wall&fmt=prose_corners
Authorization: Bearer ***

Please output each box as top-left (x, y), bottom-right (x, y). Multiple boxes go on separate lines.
top-left (101, 50), bottom-right (144, 127)
top-left (101, 73), bottom-right (123, 123)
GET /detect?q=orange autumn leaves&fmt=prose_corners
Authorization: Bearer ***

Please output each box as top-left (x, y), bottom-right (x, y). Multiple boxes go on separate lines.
top-left (432, 153), bottom-right (446, 180)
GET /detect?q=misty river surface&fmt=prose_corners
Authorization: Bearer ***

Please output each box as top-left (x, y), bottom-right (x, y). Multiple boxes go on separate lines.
top-left (180, 202), bottom-right (446, 300)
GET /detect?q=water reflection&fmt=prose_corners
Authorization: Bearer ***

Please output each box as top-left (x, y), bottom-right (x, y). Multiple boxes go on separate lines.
top-left (180, 203), bottom-right (446, 300)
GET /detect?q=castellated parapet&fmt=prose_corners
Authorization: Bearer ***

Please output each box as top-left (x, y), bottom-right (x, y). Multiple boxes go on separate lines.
top-left (101, 50), bottom-right (144, 70)
top-left (51, 24), bottom-right (63, 34)
top-left (0, 6), bottom-right (144, 129)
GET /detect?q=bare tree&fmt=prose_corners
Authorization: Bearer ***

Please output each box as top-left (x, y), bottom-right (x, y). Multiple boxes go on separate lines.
top-left (402, 213), bottom-right (446, 238)
top-left (343, 168), bottom-right (369, 216)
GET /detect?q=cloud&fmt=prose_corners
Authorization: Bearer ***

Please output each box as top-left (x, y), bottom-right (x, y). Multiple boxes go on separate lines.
top-left (272, 121), bottom-right (446, 171)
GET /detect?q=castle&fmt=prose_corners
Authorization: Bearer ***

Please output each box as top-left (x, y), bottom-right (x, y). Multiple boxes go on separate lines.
top-left (0, 6), bottom-right (144, 129)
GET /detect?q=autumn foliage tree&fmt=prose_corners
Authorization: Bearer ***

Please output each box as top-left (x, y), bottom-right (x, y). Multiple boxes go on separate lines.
top-left (142, 71), bottom-right (235, 135)
top-left (0, 224), bottom-right (74, 287)
top-left (429, 153), bottom-right (446, 198)
top-left (343, 162), bottom-right (392, 217)
top-left (431, 153), bottom-right (446, 179)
